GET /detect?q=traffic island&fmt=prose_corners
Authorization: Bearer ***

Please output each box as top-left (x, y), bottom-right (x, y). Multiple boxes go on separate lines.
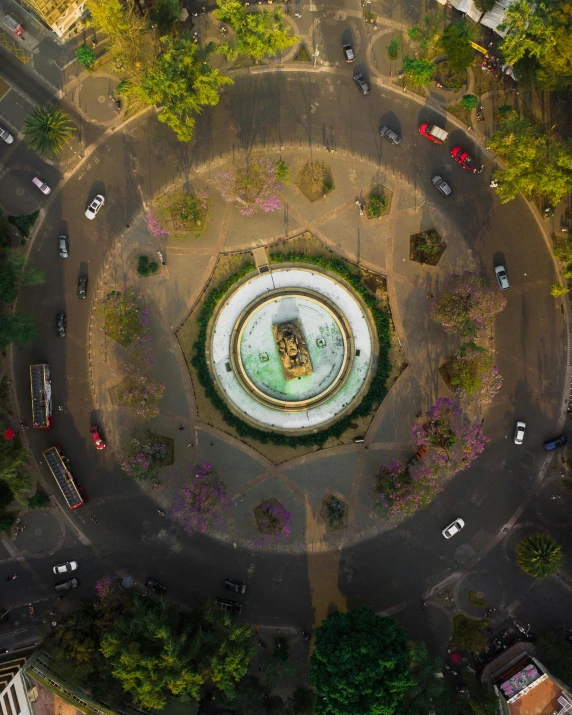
top-left (409, 230), bottom-right (447, 266)
top-left (297, 161), bottom-right (334, 202)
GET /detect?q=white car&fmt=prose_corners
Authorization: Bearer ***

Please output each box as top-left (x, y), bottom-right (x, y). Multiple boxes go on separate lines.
top-left (0, 125), bottom-right (14, 144)
top-left (53, 560), bottom-right (78, 574)
top-left (85, 194), bottom-right (105, 220)
top-left (514, 421), bottom-right (526, 445)
top-left (32, 177), bottom-right (51, 195)
top-left (495, 265), bottom-right (510, 290)
top-left (442, 518), bottom-right (465, 539)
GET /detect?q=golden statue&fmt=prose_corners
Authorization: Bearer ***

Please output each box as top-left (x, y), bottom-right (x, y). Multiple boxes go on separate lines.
top-left (273, 320), bottom-right (313, 380)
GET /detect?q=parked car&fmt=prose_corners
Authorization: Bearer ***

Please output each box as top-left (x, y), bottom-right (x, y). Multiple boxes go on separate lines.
top-left (0, 125), bottom-right (14, 144)
top-left (495, 265), bottom-right (509, 290)
top-left (514, 421), bottom-right (526, 445)
top-left (58, 235), bottom-right (68, 258)
top-left (85, 194), bottom-right (105, 220)
top-left (451, 146), bottom-right (480, 173)
top-left (353, 73), bottom-right (370, 95)
top-left (217, 598), bottom-right (243, 615)
top-left (224, 579), bottom-right (247, 594)
top-left (77, 276), bottom-right (87, 299)
top-left (418, 123), bottom-right (448, 144)
top-left (55, 578), bottom-right (78, 592)
top-left (431, 175), bottom-right (452, 196)
top-left (53, 561), bottom-right (78, 574)
top-left (56, 312), bottom-right (66, 338)
top-left (32, 177), bottom-right (51, 195)
top-left (442, 518), bottom-right (465, 539)
top-left (89, 425), bottom-right (105, 450)
top-left (145, 578), bottom-right (167, 594)
top-left (342, 42), bottom-right (355, 62)
top-left (379, 125), bottom-right (402, 145)
top-left (543, 435), bottom-right (567, 451)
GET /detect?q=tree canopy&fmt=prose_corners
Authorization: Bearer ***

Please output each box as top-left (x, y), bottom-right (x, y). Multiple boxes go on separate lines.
top-left (499, 0), bottom-right (572, 90)
top-left (440, 21), bottom-right (475, 75)
top-left (214, 0), bottom-right (297, 62)
top-left (402, 56), bottom-right (435, 86)
top-left (309, 606), bottom-right (413, 715)
top-left (0, 312), bottom-right (37, 351)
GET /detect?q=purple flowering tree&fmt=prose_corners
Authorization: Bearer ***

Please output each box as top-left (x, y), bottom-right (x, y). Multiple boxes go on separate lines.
top-left (147, 187), bottom-right (211, 240)
top-left (431, 272), bottom-right (507, 336)
top-left (254, 499), bottom-right (292, 539)
top-left (447, 342), bottom-right (503, 404)
top-left (115, 360), bottom-right (165, 421)
top-left (95, 289), bottom-right (149, 347)
top-left (215, 158), bottom-right (283, 216)
top-left (167, 463), bottom-right (231, 533)
top-left (118, 431), bottom-right (169, 480)
top-left (94, 576), bottom-right (125, 633)
top-left (370, 459), bottom-right (442, 516)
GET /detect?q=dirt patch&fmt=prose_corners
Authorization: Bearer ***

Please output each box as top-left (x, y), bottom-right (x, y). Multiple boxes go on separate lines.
top-left (409, 230), bottom-right (446, 266)
top-left (297, 161), bottom-right (334, 202)
top-left (392, 76), bottom-right (427, 98)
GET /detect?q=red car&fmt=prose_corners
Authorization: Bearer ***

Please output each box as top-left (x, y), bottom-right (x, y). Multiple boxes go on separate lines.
top-left (89, 426), bottom-right (105, 450)
top-left (451, 146), bottom-right (481, 173)
top-left (418, 123), bottom-right (448, 144)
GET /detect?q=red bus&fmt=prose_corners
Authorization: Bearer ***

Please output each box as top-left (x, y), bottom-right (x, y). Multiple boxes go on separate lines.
top-left (42, 446), bottom-right (85, 510)
top-left (30, 364), bottom-right (52, 429)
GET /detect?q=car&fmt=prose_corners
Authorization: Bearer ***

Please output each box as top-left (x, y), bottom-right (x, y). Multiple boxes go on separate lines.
top-left (379, 126), bottom-right (402, 145)
top-left (342, 42), bottom-right (355, 62)
top-left (90, 425), bottom-right (105, 450)
top-left (53, 561), bottom-right (78, 574)
top-left (495, 265), bottom-right (509, 290)
top-left (514, 421), bottom-right (526, 445)
top-left (77, 276), bottom-right (87, 299)
top-left (224, 579), bottom-right (247, 594)
top-left (353, 73), bottom-right (370, 95)
top-left (145, 578), bottom-right (167, 594)
top-left (431, 175), bottom-right (452, 197)
top-left (32, 177), bottom-right (51, 195)
top-left (451, 146), bottom-right (480, 173)
top-left (56, 312), bottom-right (66, 338)
top-left (418, 123), bottom-right (448, 144)
top-left (217, 598), bottom-right (243, 615)
top-left (0, 125), bottom-right (14, 144)
top-left (85, 194), bottom-right (105, 220)
top-left (55, 578), bottom-right (78, 592)
top-left (58, 235), bottom-right (68, 258)
top-left (442, 518), bottom-right (465, 539)
top-left (543, 435), bottom-right (567, 451)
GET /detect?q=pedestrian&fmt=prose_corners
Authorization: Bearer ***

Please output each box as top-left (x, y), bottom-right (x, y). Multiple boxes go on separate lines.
top-left (426, 294), bottom-right (433, 299)
top-left (488, 41), bottom-right (493, 48)
top-left (179, 425), bottom-right (185, 430)
top-left (12, 574), bottom-right (18, 580)
top-left (158, 510), bottom-right (165, 516)
top-left (152, 482), bottom-right (160, 490)
top-left (188, 443), bottom-right (193, 448)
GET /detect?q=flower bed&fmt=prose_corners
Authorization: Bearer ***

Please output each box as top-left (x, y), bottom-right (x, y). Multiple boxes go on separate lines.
top-left (215, 159), bottom-right (282, 216)
top-left (409, 230), bottom-right (446, 266)
top-left (254, 497), bottom-right (292, 538)
top-left (147, 187), bottom-right (211, 239)
top-left (94, 288), bottom-right (149, 347)
top-left (167, 463), bottom-right (231, 533)
top-left (117, 431), bottom-right (173, 480)
top-left (321, 494), bottom-right (347, 530)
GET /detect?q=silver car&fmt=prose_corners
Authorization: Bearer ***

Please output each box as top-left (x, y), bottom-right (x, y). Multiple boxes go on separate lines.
top-left (58, 235), bottom-right (68, 258)
top-left (495, 265), bottom-right (509, 290)
top-left (431, 175), bottom-right (452, 197)
top-left (0, 125), bottom-right (14, 144)
top-left (379, 126), bottom-right (402, 145)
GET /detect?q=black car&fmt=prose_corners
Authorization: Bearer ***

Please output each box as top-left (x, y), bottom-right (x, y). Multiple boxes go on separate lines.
top-left (217, 598), bottom-right (243, 615)
top-left (353, 73), bottom-right (370, 95)
top-left (56, 312), bottom-right (66, 338)
top-left (77, 276), bottom-right (87, 299)
top-left (342, 42), bottom-right (355, 62)
top-left (224, 579), bottom-right (247, 595)
top-left (55, 578), bottom-right (78, 593)
top-left (145, 578), bottom-right (167, 594)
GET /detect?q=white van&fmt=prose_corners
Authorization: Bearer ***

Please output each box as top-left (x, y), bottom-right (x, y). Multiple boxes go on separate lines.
top-left (32, 177), bottom-right (51, 195)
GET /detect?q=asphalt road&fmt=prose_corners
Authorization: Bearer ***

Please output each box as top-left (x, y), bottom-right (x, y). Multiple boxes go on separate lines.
top-left (0, 20), bottom-right (569, 640)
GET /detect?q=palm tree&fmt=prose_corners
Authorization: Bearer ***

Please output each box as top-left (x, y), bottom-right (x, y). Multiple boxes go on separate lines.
top-left (23, 105), bottom-right (75, 159)
top-left (517, 532), bottom-right (564, 578)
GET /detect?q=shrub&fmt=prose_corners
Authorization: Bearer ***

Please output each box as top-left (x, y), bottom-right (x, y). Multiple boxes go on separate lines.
top-left (27, 490), bottom-right (50, 509)
top-left (0, 480), bottom-right (13, 512)
top-left (402, 56), bottom-right (435, 86)
top-left (95, 289), bottom-right (149, 346)
top-left (551, 282), bottom-right (570, 297)
top-left (387, 37), bottom-right (401, 60)
top-left (137, 256), bottom-right (159, 277)
top-left (0, 514), bottom-right (15, 530)
top-left (255, 500), bottom-right (292, 537)
top-left (76, 45), bottom-right (96, 70)
top-left (460, 93), bottom-right (478, 110)
top-left (275, 159), bottom-right (289, 182)
top-left (367, 193), bottom-right (387, 218)
top-left (8, 212), bottom-right (39, 238)
top-left (323, 495), bottom-right (346, 528)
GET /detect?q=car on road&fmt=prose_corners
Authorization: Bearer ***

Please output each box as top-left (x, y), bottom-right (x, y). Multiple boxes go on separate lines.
top-left (431, 175), bottom-right (452, 197)
top-left (342, 42), bottom-right (355, 62)
top-left (77, 276), bottom-right (87, 299)
top-left (217, 598), bottom-right (243, 615)
top-left (451, 146), bottom-right (480, 173)
top-left (379, 125), bottom-right (402, 145)
top-left (58, 235), bottom-right (68, 258)
top-left (0, 125), bottom-right (14, 144)
top-left (53, 561), bottom-right (78, 574)
top-left (85, 194), bottom-right (105, 220)
top-left (56, 312), bottom-right (66, 338)
top-left (495, 265), bottom-right (510, 290)
top-left (543, 435), bottom-right (567, 451)
top-left (145, 578), bottom-right (167, 594)
top-left (224, 579), bottom-right (247, 594)
top-left (32, 177), bottom-right (51, 195)
top-left (55, 578), bottom-right (78, 592)
top-left (442, 518), bottom-right (465, 539)
top-left (353, 73), bottom-right (370, 95)
top-left (90, 425), bottom-right (105, 450)
top-left (514, 421), bottom-right (526, 445)
top-left (418, 123), bottom-right (448, 144)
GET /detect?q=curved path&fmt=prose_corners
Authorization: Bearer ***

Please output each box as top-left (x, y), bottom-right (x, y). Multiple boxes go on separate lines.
top-left (2, 14), bottom-right (570, 649)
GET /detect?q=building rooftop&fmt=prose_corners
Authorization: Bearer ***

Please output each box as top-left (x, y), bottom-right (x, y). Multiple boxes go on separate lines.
top-left (507, 674), bottom-right (571, 715)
